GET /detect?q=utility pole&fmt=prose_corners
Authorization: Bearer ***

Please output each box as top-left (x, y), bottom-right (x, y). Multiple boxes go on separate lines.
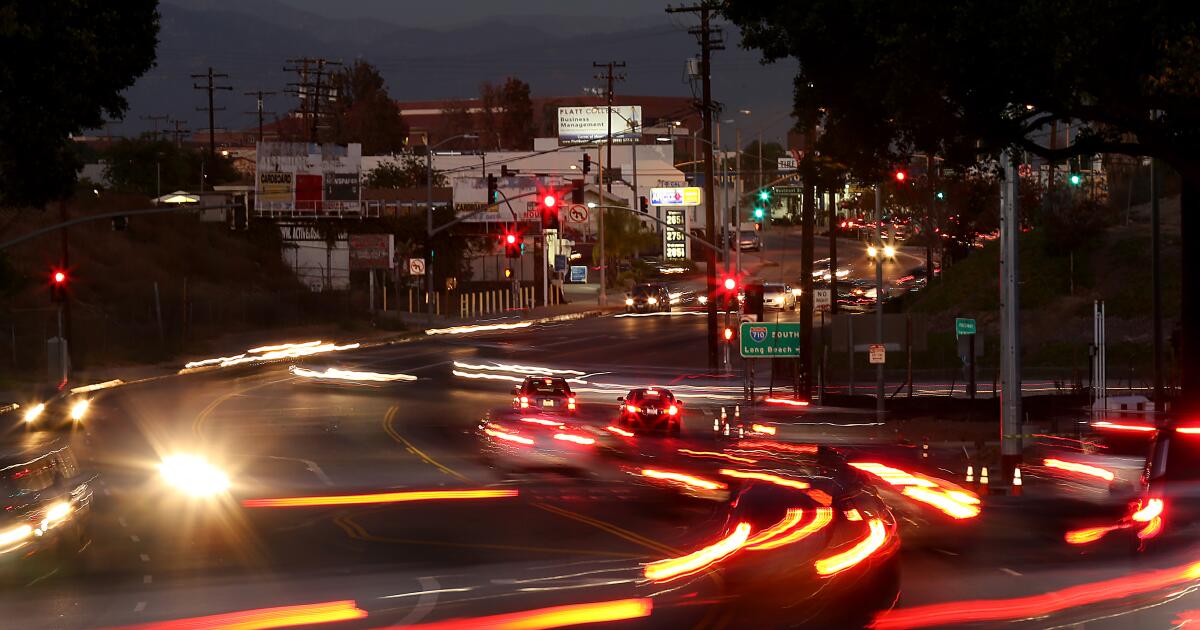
top-left (140, 114), bottom-right (169, 141)
top-left (999, 149), bottom-right (1023, 483)
top-left (285, 58), bottom-right (341, 144)
top-left (667, 2), bottom-right (724, 370)
top-left (191, 67), bottom-right (232, 158)
top-left (829, 189), bottom-right (839, 316)
top-left (1151, 157), bottom-right (1164, 408)
top-left (875, 185), bottom-right (885, 422)
top-left (168, 119), bottom-right (190, 149)
top-left (799, 127), bottom-right (816, 399)
top-left (244, 90), bottom-right (277, 143)
top-left (592, 61), bottom-right (626, 307)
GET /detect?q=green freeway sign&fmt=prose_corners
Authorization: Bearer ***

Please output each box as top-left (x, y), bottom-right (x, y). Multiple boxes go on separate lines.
top-left (955, 318), bottom-right (976, 337)
top-left (740, 322), bottom-right (802, 358)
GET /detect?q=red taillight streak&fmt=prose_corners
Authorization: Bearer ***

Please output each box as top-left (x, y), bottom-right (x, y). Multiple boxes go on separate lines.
top-left (521, 417), bottom-right (563, 427)
top-left (747, 507), bottom-right (833, 551)
top-left (1132, 498), bottom-right (1164, 522)
top-left (667, 405), bottom-right (679, 415)
top-left (485, 428), bottom-right (534, 446)
top-left (553, 433), bottom-right (595, 446)
top-left (738, 440), bottom-right (818, 454)
top-left (242, 489), bottom-right (518, 508)
top-left (873, 558), bottom-right (1200, 629)
top-left (719, 469), bottom-right (810, 490)
top-left (1065, 525), bottom-right (1121, 545)
top-left (1043, 458), bottom-right (1116, 481)
top-left (901, 487), bottom-right (981, 519)
top-left (1177, 426), bottom-right (1200, 434)
top-left (764, 397), bottom-right (810, 407)
top-left (640, 469), bottom-right (726, 491)
top-left (389, 597), bottom-right (653, 630)
top-left (605, 425), bottom-right (634, 437)
top-left (644, 523), bottom-right (751, 582)
top-left (626, 404), bottom-right (640, 413)
top-left (678, 450), bottom-right (758, 464)
top-left (110, 600), bottom-right (368, 629)
top-left (814, 518), bottom-right (888, 576)
top-left (1091, 421), bottom-right (1156, 432)
top-left (1138, 516), bottom-right (1164, 539)
top-left (750, 423), bottom-right (776, 435)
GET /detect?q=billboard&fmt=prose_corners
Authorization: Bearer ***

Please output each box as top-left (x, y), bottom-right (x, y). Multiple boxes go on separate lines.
top-left (558, 106), bottom-right (642, 144)
top-left (348, 234), bottom-right (395, 270)
top-left (255, 142), bottom-right (361, 215)
top-left (650, 186), bottom-right (703, 207)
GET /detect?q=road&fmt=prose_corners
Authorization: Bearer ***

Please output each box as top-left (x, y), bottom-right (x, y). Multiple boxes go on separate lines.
top-left (4, 313), bottom-right (1198, 629)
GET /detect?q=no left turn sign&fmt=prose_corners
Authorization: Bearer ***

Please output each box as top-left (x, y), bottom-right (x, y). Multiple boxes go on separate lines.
top-left (567, 204), bottom-right (589, 223)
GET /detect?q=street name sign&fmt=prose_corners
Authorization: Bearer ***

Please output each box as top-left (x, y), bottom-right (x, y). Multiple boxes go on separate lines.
top-left (955, 318), bottom-right (977, 337)
top-left (739, 322), bottom-right (801, 358)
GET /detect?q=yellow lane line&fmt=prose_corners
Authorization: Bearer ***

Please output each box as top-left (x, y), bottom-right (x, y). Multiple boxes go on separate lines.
top-left (381, 405), bottom-right (470, 483)
top-left (533, 502), bottom-right (679, 556)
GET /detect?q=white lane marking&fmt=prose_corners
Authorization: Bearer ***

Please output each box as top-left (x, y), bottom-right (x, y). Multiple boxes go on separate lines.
top-left (934, 548), bottom-right (960, 556)
top-left (133, 602), bottom-right (147, 613)
top-left (139, 554), bottom-right (150, 562)
top-left (118, 517), bottom-right (128, 528)
top-left (130, 535), bottom-right (140, 543)
top-left (1000, 567), bottom-right (1023, 577)
top-left (266, 456), bottom-right (334, 486)
top-left (391, 576), bottom-right (444, 626)
top-left (382, 587), bottom-right (473, 600)
top-left (143, 575), bottom-right (153, 584)
top-left (24, 568), bottom-right (58, 587)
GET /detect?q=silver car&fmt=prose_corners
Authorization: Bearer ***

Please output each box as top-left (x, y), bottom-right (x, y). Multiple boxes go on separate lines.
top-left (762, 282), bottom-right (797, 310)
top-left (738, 230), bottom-right (762, 251)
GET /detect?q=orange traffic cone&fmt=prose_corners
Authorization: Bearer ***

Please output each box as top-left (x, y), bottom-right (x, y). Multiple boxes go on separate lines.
top-left (1011, 467), bottom-right (1023, 496)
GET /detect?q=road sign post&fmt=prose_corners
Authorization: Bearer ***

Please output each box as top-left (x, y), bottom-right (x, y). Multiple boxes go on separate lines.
top-left (814, 288), bottom-right (832, 310)
top-left (956, 318), bottom-right (977, 399)
top-left (868, 344), bottom-right (886, 364)
top-left (955, 318), bottom-right (976, 337)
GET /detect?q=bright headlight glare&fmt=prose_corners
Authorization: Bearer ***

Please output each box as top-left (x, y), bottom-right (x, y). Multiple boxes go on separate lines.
top-left (159, 454), bottom-right (230, 497)
top-left (0, 524), bottom-right (33, 547)
top-left (625, 298), bottom-right (634, 306)
top-left (647, 297), bottom-right (658, 304)
top-left (866, 246), bottom-right (877, 258)
top-left (23, 403), bottom-right (45, 423)
top-left (884, 245), bottom-right (896, 258)
top-left (70, 399), bottom-right (89, 421)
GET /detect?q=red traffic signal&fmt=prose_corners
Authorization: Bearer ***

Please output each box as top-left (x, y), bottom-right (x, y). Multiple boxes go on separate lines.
top-left (505, 233), bottom-right (517, 245)
top-left (723, 327), bottom-right (735, 342)
top-left (50, 269), bottom-right (67, 303)
top-left (503, 231), bottom-right (522, 258)
top-left (723, 277), bottom-right (737, 291)
top-left (53, 271), bottom-right (66, 284)
top-left (542, 194), bottom-right (557, 209)
top-left (894, 170), bottom-right (907, 183)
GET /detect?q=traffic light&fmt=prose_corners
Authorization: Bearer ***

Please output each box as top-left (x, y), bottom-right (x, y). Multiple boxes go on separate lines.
top-left (639, 196), bottom-right (649, 212)
top-left (753, 206), bottom-right (765, 220)
top-left (503, 232), bottom-right (521, 258)
top-left (722, 326), bottom-right (735, 343)
top-left (723, 276), bottom-right (737, 292)
top-left (758, 189), bottom-right (771, 202)
top-left (504, 267), bottom-right (514, 279)
top-left (935, 191), bottom-right (945, 200)
top-left (500, 165), bottom-right (512, 177)
top-left (540, 191), bottom-right (561, 230)
top-left (743, 282), bottom-right (765, 319)
top-left (754, 222), bottom-right (762, 231)
top-left (894, 169), bottom-right (907, 183)
top-left (487, 174), bottom-right (498, 204)
top-left (50, 269), bottom-right (67, 302)
top-left (571, 179), bottom-right (585, 204)
top-left (581, 154), bottom-right (592, 174)
top-left (1068, 173), bottom-right (1083, 186)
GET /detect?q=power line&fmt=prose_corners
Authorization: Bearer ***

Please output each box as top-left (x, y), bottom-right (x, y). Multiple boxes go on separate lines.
top-left (244, 90), bottom-right (277, 143)
top-left (284, 58), bottom-right (341, 143)
top-left (168, 119), bottom-right (191, 149)
top-left (191, 66), bottom-right (233, 157)
top-left (139, 114), bottom-right (170, 141)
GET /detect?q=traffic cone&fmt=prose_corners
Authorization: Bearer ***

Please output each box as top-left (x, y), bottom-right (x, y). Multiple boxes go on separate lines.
top-left (734, 405), bottom-right (741, 423)
top-left (966, 465), bottom-right (974, 484)
top-left (723, 423), bottom-right (730, 437)
top-left (737, 426), bottom-right (744, 439)
top-left (980, 467), bottom-right (990, 494)
top-left (1011, 467), bottom-right (1023, 496)
top-left (713, 416), bottom-right (720, 432)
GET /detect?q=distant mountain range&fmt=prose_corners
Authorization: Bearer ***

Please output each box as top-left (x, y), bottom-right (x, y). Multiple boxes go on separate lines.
top-left (105, 0), bottom-right (798, 143)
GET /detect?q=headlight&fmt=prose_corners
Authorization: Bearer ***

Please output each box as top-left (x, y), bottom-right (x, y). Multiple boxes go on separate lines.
top-left (70, 399), bottom-right (89, 421)
top-left (625, 298), bottom-right (634, 306)
top-left (23, 403), bottom-right (45, 423)
top-left (698, 295), bottom-right (708, 305)
top-left (40, 502), bottom-right (71, 531)
top-left (647, 297), bottom-right (658, 305)
top-left (0, 524), bottom-right (32, 549)
top-left (883, 245), bottom-right (896, 258)
top-left (159, 454), bottom-right (230, 498)
top-left (866, 246), bottom-right (877, 258)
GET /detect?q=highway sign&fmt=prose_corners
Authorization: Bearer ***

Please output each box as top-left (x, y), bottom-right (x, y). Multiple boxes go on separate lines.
top-left (569, 265), bottom-right (588, 283)
top-left (814, 288), bottom-right (832, 309)
top-left (739, 322), bottom-right (801, 358)
top-left (956, 318), bottom-right (977, 337)
top-left (407, 258), bottom-right (425, 276)
top-left (868, 344), bottom-right (886, 364)
top-left (566, 204), bottom-right (589, 223)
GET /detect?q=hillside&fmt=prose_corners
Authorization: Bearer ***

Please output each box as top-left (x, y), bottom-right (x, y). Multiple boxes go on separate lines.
top-left (904, 196), bottom-right (1182, 380)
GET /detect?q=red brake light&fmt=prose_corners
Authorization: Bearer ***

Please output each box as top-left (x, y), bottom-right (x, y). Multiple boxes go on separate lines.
top-left (627, 404), bottom-right (640, 413)
top-left (667, 405), bottom-right (678, 415)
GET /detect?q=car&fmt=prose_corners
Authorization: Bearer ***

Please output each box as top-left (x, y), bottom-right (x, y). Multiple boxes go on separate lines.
top-left (616, 388), bottom-right (682, 434)
top-left (762, 282), bottom-right (798, 310)
top-left (738, 230), bottom-right (762, 251)
top-left (512, 377), bottom-right (577, 414)
top-left (16, 390), bottom-right (92, 431)
top-left (0, 438), bottom-right (96, 576)
top-left (625, 283), bottom-right (671, 313)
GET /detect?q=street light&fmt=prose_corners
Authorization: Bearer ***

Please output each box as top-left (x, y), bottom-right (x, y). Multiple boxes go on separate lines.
top-left (427, 133), bottom-right (479, 321)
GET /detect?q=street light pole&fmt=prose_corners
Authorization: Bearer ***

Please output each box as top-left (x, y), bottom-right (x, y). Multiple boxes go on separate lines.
top-left (426, 134), bottom-right (478, 322)
top-left (875, 185), bottom-right (885, 423)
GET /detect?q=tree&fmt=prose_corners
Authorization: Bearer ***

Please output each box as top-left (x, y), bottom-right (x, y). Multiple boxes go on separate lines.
top-left (0, 1), bottom-right (159, 208)
top-left (102, 136), bottom-right (239, 196)
top-left (364, 156), bottom-right (445, 189)
top-left (480, 77), bottom-right (534, 150)
top-left (722, 0), bottom-right (1200, 411)
top-left (325, 60), bottom-right (408, 154)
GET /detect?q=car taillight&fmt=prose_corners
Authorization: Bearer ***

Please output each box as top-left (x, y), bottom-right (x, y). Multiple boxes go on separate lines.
top-left (520, 396), bottom-right (529, 408)
top-left (568, 397), bottom-right (576, 410)
top-left (668, 405), bottom-right (678, 415)
top-left (627, 404), bottom-right (640, 413)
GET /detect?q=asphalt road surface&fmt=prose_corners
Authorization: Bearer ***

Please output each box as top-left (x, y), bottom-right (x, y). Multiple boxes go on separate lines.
top-left (4, 313), bottom-right (1198, 629)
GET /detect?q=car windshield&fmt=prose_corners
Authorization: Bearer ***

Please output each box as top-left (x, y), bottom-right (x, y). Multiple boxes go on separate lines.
top-left (10, 2), bottom-right (1193, 628)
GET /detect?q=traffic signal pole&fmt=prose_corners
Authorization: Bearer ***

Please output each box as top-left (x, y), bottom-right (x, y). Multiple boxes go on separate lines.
top-left (875, 186), bottom-right (885, 423)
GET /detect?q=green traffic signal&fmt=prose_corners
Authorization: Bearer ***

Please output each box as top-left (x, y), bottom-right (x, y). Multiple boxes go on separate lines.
top-left (1068, 173), bottom-right (1083, 186)
top-left (753, 207), bottom-right (765, 220)
top-left (935, 191), bottom-right (945, 200)
top-left (758, 190), bottom-right (770, 201)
